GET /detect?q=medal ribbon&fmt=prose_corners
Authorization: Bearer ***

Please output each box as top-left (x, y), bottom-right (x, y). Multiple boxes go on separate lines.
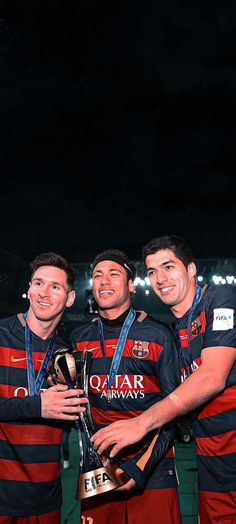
top-left (176, 285), bottom-right (202, 378)
top-left (97, 308), bottom-right (136, 390)
top-left (24, 312), bottom-right (56, 395)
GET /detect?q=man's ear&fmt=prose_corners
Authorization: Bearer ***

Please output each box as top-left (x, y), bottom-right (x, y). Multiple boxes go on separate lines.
top-left (187, 262), bottom-right (197, 279)
top-left (27, 282), bottom-right (31, 300)
top-left (128, 280), bottom-right (135, 293)
top-left (66, 290), bottom-right (76, 308)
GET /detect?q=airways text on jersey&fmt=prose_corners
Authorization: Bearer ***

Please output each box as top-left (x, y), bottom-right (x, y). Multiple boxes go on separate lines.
top-left (90, 373), bottom-right (146, 399)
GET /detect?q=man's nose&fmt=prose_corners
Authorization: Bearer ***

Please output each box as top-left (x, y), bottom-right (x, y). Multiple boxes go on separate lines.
top-left (39, 285), bottom-right (50, 296)
top-left (100, 274), bottom-right (111, 285)
top-left (156, 269), bottom-right (167, 284)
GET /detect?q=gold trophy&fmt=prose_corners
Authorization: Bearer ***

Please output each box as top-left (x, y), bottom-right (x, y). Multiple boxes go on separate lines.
top-left (51, 349), bottom-right (127, 499)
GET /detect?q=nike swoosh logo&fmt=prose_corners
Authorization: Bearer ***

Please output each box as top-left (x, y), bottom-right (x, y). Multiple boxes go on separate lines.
top-left (11, 356), bottom-right (27, 362)
top-left (11, 356), bottom-right (43, 363)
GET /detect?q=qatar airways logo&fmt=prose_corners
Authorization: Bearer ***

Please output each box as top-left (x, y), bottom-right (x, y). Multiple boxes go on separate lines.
top-left (89, 374), bottom-right (145, 399)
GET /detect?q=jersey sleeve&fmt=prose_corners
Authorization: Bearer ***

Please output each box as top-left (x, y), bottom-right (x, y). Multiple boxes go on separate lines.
top-left (0, 394), bottom-right (41, 420)
top-left (202, 285), bottom-right (236, 350)
top-left (120, 421), bottom-right (176, 489)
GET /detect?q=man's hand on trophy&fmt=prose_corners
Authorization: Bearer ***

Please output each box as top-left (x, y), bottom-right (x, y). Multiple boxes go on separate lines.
top-left (115, 468), bottom-right (136, 491)
top-left (91, 415), bottom-right (147, 457)
top-left (41, 384), bottom-right (88, 420)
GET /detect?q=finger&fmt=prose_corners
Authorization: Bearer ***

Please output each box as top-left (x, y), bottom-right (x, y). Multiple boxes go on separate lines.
top-left (96, 437), bottom-right (117, 456)
top-left (116, 479), bottom-right (135, 491)
top-left (109, 442), bottom-right (123, 458)
top-left (49, 384), bottom-right (68, 392)
top-left (64, 398), bottom-right (88, 407)
top-left (64, 388), bottom-right (85, 397)
top-left (56, 413), bottom-right (80, 421)
top-left (115, 468), bottom-right (124, 475)
top-left (91, 429), bottom-right (108, 446)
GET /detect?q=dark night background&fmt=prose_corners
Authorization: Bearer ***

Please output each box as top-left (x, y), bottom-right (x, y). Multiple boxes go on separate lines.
top-left (0, 1), bottom-right (236, 265)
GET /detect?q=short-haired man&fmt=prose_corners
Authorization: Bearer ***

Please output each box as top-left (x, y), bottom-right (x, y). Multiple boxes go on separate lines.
top-left (0, 252), bottom-right (87, 524)
top-left (71, 249), bottom-right (182, 524)
top-left (92, 237), bottom-right (236, 524)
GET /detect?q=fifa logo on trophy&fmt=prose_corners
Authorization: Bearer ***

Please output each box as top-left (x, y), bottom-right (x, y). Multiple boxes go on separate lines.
top-left (49, 349), bottom-right (126, 499)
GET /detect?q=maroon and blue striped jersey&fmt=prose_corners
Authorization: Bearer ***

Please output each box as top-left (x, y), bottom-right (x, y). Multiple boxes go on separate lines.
top-left (71, 310), bottom-right (181, 490)
top-left (0, 314), bottom-right (65, 516)
top-left (176, 284), bottom-right (236, 496)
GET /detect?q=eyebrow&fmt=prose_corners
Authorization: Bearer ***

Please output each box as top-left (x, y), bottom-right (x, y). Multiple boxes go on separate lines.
top-left (147, 259), bottom-right (176, 270)
top-left (93, 267), bottom-right (123, 275)
top-left (32, 277), bottom-right (63, 286)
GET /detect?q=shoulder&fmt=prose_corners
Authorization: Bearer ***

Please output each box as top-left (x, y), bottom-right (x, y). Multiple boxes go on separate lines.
top-left (0, 314), bottom-right (19, 331)
top-left (137, 312), bottom-right (176, 342)
top-left (202, 283), bottom-right (236, 308)
top-left (70, 318), bottom-right (98, 342)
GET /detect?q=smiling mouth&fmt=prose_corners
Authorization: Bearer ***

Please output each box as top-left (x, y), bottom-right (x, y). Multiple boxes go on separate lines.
top-left (158, 286), bottom-right (174, 294)
top-left (99, 290), bottom-right (114, 296)
top-left (37, 301), bottom-right (51, 306)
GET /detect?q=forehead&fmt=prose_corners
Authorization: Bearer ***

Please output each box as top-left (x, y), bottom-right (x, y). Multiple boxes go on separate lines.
top-left (146, 249), bottom-right (185, 268)
top-left (32, 266), bottom-right (68, 285)
top-left (93, 260), bottom-right (126, 275)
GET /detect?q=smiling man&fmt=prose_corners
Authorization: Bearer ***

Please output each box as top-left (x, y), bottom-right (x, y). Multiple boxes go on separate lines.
top-left (92, 236), bottom-right (236, 524)
top-left (71, 248), bottom-right (182, 524)
top-left (0, 252), bottom-right (87, 524)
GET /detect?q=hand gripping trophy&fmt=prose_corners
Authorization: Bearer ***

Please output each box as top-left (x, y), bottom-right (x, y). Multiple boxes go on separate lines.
top-left (49, 349), bottom-right (126, 499)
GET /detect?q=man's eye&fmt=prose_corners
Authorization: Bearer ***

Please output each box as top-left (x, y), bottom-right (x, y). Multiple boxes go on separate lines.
top-left (147, 270), bottom-right (155, 276)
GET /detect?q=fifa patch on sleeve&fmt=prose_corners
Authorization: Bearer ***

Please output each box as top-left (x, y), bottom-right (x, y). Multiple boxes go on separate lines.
top-left (212, 308), bottom-right (234, 331)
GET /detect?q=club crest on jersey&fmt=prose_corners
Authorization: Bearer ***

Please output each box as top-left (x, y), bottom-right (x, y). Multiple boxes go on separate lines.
top-left (132, 341), bottom-right (149, 359)
top-left (190, 316), bottom-right (202, 338)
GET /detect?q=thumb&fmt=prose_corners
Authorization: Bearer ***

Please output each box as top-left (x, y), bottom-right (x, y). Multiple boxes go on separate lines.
top-left (115, 468), bottom-right (124, 475)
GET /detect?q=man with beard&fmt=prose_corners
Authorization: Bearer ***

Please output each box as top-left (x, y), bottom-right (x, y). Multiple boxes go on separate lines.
top-left (92, 236), bottom-right (236, 524)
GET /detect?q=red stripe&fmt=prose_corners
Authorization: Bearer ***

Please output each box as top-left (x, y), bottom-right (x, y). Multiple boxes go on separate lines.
top-left (0, 459), bottom-right (60, 482)
top-left (75, 339), bottom-right (163, 361)
top-left (198, 384), bottom-right (236, 419)
top-left (89, 374), bottom-right (160, 394)
top-left (0, 384), bottom-right (30, 398)
top-left (0, 346), bottom-right (45, 370)
top-left (165, 448), bottom-right (174, 458)
top-left (75, 341), bottom-right (100, 352)
top-left (92, 407), bottom-right (142, 425)
top-left (0, 423), bottom-right (63, 445)
top-left (196, 429), bottom-right (236, 456)
top-left (199, 490), bottom-right (236, 520)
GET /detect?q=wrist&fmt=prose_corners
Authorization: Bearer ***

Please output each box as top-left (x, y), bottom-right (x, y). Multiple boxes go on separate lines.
top-left (142, 407), bottom-right (160, 432)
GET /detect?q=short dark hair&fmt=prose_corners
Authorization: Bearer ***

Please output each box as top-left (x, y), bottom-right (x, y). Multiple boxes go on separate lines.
top-left (30, 252), bottom-right (75, 291)
top-left (91, 249), bottom-right (136, 281)
top-left (142, 235), bottom-right (196, 269)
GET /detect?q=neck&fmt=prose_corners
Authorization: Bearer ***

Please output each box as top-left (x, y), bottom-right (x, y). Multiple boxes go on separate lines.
top-left (171, 282), bottom-right (197, 318)
top-left (99, 302), bottom-right (131, 320)
top-left (26, 309), bottom-right (59, 339)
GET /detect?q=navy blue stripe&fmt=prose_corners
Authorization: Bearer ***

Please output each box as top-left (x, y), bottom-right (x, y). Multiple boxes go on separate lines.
top-left (197, 452), bottom-right (236, 492)
top-left (193, 408), bottom-right (236, 437)
top-left (0, 441), bottom-right (61, 462)
top-left (0, 478), bottom-right (62, 516)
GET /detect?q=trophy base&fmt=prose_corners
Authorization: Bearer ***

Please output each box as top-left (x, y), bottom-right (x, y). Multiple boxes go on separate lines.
top-left (77, 463), bottom-right (126, 499)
